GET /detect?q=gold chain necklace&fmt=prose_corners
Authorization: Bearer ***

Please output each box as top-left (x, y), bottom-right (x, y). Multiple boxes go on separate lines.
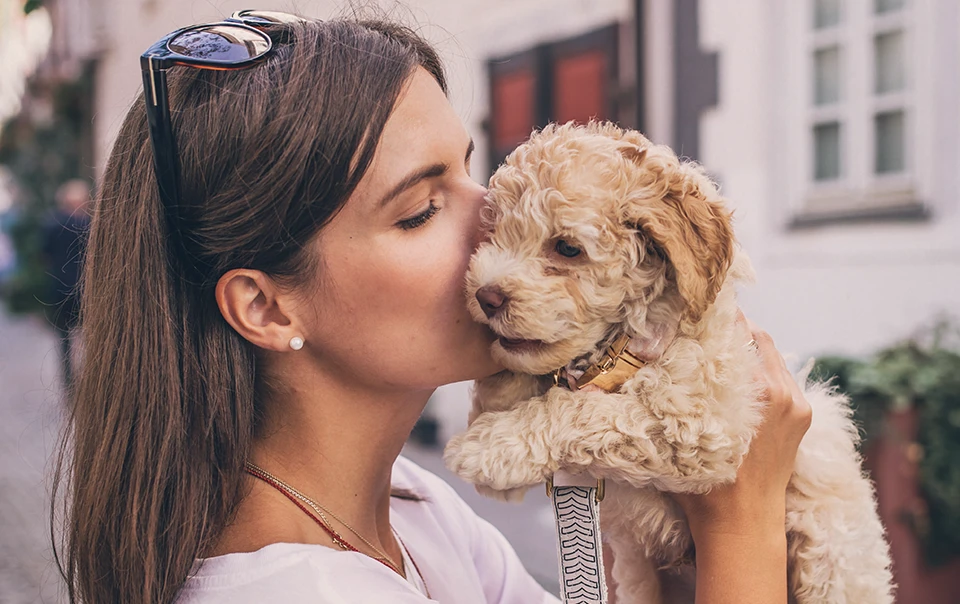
top-left (244, 461), bottom-right (403, 576)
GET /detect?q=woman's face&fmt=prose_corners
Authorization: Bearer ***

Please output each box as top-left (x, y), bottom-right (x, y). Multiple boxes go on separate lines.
top-left (296, 67), bottom-right (501, 391)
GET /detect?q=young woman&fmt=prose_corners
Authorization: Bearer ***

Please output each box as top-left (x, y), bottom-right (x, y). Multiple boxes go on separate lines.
top-left (54, 13), bottom-right (811, 604)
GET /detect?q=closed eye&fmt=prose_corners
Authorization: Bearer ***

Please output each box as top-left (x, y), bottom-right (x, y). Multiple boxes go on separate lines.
top-left (397, 201), bottom-right (440, 230)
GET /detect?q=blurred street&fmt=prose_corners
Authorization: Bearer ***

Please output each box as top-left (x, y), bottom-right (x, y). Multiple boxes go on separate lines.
top-left (0, 305), bottom-right (559, 602)
top-left (0, 308), bottom-right (66, 604)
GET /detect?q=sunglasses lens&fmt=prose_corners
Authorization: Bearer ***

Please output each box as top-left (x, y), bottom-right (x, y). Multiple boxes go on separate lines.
top-left (233, 10), bottom-right (304, 24)
top-left (168, 25), bottom-right (270, 63)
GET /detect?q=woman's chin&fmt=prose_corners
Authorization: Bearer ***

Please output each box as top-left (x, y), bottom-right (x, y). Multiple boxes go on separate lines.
top-left (450, 325), bottom-right (507, 381)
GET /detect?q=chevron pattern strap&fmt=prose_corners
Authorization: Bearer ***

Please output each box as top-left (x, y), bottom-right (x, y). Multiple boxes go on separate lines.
top-left (552, 485), bottom-right (607, 604)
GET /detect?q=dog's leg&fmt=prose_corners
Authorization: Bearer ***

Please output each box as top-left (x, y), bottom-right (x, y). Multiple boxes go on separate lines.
top-left (787, 487), bottom-right (894, 604)
top-left (444, 382), bottom-right (749, 494)
top-left (607, 535), bottom-right (664, 604)
top-left (465, 371), bottom-right (552, 501)
top-left (784, 383), bottom-right (895, 604)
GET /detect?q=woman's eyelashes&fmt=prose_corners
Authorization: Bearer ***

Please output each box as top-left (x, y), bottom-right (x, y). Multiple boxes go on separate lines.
top-left (397, 201), bottom-right (440, 230)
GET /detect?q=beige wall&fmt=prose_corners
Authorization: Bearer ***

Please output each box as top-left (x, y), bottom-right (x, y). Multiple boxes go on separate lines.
top-left (698, 0), bottom-right (960, 358)
top-left (92, 0), bottom-right (635, 180)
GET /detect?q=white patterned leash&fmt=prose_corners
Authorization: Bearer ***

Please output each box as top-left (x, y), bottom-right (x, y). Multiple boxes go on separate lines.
top-left (548, 471), bottom-right (607, 604)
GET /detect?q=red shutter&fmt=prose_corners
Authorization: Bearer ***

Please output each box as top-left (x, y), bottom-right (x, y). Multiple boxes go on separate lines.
top-left (553, 50), bottom-right (608, 124)
top-left (487, 25), bottom-right (618, 172)
top-left (492, 69), bottom-right (535, 152)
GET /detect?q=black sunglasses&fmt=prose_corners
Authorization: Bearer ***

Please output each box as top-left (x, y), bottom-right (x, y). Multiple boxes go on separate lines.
top-left (139, 10), bottom-right (305, 227)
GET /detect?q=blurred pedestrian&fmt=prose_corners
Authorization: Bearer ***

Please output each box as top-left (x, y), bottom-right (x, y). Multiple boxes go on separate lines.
top-left (41, 178), bottom-right (90, 388)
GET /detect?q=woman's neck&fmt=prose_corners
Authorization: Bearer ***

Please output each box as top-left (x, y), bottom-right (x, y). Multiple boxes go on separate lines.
top-left (216, 358), bottom-right (433, 559)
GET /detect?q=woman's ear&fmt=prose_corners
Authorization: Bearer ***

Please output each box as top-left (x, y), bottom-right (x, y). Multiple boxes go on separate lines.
top-left (215, 269), bottom-right (299, 351)
top-left (622, 150), bottom-right (736, 322)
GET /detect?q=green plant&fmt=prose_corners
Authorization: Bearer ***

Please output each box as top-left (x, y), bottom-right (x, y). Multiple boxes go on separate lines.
top-left (813, 319), bottom-right (960, 566)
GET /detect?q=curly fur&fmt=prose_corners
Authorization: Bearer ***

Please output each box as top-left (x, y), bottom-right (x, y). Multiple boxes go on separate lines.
top-left (444, 122), bottom-right (894, 603)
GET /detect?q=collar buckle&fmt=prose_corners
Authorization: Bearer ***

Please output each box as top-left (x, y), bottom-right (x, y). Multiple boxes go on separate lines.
top-left (550, 334), bottom-right (645, 393)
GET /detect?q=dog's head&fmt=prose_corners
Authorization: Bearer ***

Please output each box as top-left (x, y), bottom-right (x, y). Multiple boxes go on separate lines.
top-left (467, 121), bottom-right (735, 374)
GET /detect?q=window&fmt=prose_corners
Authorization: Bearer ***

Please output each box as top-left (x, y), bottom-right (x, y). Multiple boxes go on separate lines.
top-left (794, 0), bottom-right (923, 223)
top-left (487, 26), bottom-right (619, 172)
top-left (810, 1), bottom-right (844, 182)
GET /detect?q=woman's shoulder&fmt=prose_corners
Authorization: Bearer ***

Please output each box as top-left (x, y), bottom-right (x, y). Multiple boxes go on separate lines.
top-left (178, 541), bottom-right (426, 604)
top-left (177, 456), bottom-right (460, 604)
top-left (181, 456), bottom-right (555, 604)
top-left (391, 454), bottom-right (462, 500)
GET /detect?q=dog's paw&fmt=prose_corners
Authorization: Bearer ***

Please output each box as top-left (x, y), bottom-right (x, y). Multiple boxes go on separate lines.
top-left (475, 484), bottom-right (529, 503)
top-left (444, 418), bottom-right (547, 491)
top-left (443, 432), bottom-right (498, 486)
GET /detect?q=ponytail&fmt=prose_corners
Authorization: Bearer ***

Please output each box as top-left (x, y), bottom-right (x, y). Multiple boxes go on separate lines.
top-left (53, 104), bottom-right (255, 603)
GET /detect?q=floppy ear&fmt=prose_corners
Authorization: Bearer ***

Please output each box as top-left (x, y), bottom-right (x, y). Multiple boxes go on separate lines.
top-left (620, 146), bottom-right (735, 322)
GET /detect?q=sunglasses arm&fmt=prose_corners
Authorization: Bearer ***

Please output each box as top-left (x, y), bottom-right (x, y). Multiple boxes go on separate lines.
top-left (141, 62), bottom-right (183, 227)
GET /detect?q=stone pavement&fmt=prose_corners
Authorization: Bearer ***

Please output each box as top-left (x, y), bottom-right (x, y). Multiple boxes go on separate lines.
top-left (0, 308), bottom-right (67, 604)
top-left (0, 305), bottom-right (561, 602)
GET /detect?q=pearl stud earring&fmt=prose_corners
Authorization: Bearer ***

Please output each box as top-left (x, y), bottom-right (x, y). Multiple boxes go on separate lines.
top-left (289, 336), bottom-right (304, 351)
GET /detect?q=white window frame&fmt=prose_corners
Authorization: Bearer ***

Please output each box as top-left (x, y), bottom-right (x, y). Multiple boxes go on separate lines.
top-left (780, 0), bottom-right (928, 223)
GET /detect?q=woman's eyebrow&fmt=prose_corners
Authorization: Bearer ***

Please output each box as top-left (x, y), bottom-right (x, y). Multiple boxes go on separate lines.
top-left (379, 163), bottom-right (448, 208)
top-left (379, 138), bottom-right (475, 209)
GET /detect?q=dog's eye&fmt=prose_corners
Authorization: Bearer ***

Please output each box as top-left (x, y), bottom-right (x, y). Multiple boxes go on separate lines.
top-left (555, 240), bottom-right (582, 258)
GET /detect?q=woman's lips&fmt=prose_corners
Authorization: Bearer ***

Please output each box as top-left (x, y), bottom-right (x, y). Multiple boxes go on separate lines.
top-left (498, 337), bottom-right (544, 352)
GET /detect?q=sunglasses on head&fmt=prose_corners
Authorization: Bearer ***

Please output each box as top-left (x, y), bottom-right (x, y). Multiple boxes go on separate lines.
top-left (139, 10), bottom-right (306, 228)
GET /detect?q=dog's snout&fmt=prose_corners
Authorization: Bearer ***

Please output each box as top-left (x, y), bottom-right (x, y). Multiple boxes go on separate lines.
top-left (476, 286), bottom-right (508, 319)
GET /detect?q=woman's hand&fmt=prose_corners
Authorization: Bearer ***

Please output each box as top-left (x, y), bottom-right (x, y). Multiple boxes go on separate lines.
top-left (673, 310), bottom-right (813, 603)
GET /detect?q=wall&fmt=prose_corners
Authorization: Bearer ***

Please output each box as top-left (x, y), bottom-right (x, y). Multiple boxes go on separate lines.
top-left (698, 0), bottom-right (960, 359)
top-left (91, 0), bottom-right (633, 179)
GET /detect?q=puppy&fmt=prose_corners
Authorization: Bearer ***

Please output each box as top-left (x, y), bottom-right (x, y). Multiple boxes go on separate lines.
top-left (444, 122), bottom-right (894, 603)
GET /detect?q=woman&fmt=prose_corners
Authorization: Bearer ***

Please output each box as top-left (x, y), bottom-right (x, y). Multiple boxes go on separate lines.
top-left (54, 13), bottom-right (811, 604)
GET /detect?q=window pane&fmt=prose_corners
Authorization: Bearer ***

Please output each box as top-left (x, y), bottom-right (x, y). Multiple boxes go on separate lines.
top-left (814, 0), bottom-right (842, 29)
top-left (814, 46), bottom-right (841, 104)
top-left (875, 0), bottom-right (906, 14)
top-left (875, 30), bottom-right (906, 94)
top-left (875, 110), bottom-right (905, 173)
top-left (814, 122), bottom-right (842, 181)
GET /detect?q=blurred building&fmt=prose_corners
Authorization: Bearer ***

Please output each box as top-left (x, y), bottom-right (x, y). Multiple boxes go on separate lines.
top-left (78, 0), bottom-right (960, 443)
top-left (83, 0), bottom-right (959, 353)
top-left (0, 1), bottom-right (51, 124)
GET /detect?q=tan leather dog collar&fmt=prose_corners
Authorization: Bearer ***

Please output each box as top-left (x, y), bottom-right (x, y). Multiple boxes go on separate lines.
top-left (552, 333), bottom-right (646, 392)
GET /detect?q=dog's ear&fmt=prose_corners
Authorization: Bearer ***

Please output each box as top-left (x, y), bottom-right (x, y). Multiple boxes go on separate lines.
top-left (619, 145), bottom-right (648, 167)
top-left (623, 153), bottom-right (735, 322)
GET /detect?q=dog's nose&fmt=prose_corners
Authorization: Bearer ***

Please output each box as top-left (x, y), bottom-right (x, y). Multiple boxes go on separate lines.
top-left (476, 286), bottom-right (508, 319)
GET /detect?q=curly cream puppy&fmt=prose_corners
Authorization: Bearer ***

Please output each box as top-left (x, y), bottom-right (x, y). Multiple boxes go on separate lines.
top-left (444, 122), bottom-right (894, 603)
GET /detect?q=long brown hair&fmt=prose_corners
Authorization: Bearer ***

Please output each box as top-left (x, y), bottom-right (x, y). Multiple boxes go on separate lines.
top-left (51, 16), bottom-right (445, 604)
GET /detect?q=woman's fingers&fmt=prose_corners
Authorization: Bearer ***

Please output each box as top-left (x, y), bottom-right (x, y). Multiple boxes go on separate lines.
top-left (744, 315), bottom-right (812, 440)
top-left (784, 367), bottom-right (813, 433)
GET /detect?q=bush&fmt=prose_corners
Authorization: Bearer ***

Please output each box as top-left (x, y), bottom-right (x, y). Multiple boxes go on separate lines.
top-left (813, 319), bottom-right (960, 565)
